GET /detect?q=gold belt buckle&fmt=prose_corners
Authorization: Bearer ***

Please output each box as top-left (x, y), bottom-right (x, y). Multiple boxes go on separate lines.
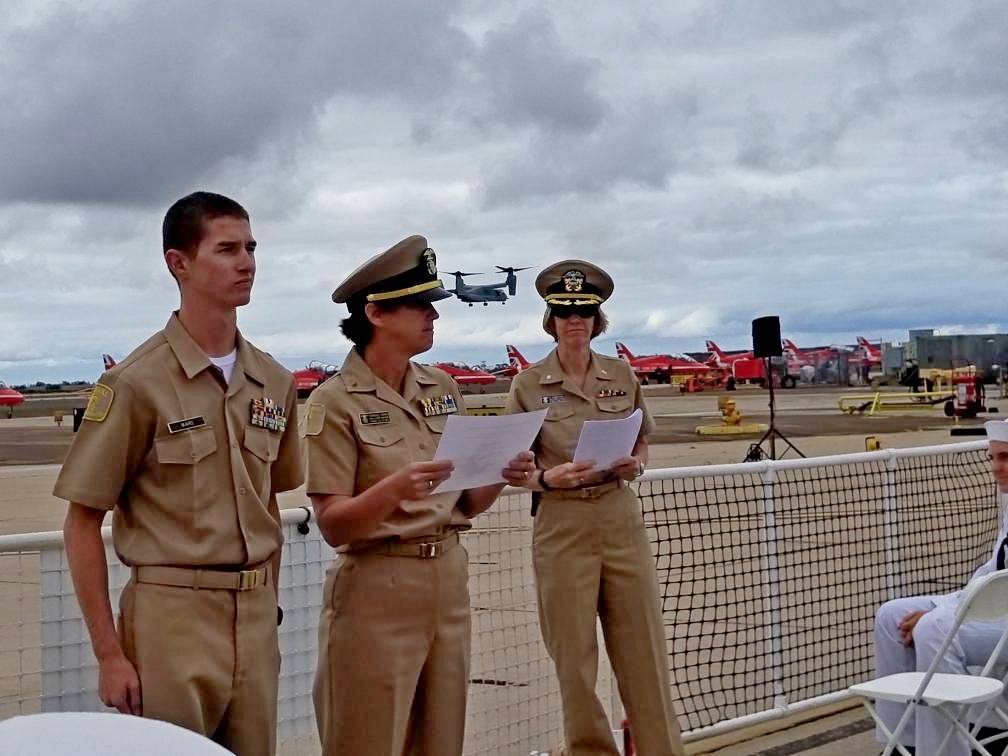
top-left (238, 568), bottom-right (264, 590)
top-left (419, 542), bottom-right (438, 559)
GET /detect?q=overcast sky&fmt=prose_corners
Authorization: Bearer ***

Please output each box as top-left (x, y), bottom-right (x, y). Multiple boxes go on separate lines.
top-left (2, 0), bottom-right (1006, 384)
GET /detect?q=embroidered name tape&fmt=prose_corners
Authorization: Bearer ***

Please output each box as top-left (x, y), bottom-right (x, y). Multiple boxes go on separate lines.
top-left (168, 416), bottom-right (206, 434)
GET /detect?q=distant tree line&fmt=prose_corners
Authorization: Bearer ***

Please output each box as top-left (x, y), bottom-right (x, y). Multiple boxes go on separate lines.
top-left (17, 381), bottom-right (91, 393)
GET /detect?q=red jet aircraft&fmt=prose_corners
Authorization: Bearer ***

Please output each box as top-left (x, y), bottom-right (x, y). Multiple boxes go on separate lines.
top-left (704, 340), bottom-right (754, 368)
top-left (856, 337), bottom-right (883, 367)
top-left (493, 345), bottom-right (533, 378)
top-left (431, 363), bottom-right (497, 385)
top-left (781, 339), bottom-right (838, 366)
top-left (0, 382), bottom-right (25, 414)
top-left (615, 342), bottom-right (714, 383)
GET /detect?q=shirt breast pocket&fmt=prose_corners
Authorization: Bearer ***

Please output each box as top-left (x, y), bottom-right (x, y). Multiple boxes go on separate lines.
top-left (596, 397), bottom-right (634, 416)
top-left (545, 403), bottom-right (576, 423)
top-left (154, 426), bottom-right (217, 465)
top-left (356, 425), bottom-right (406, 449)
top-left (244, 425), bottom-right (281, 462)
top-left (423, 416), bottom-right (449, 436)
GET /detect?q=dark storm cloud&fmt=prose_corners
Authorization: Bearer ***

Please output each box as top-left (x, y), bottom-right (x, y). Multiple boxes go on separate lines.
top-left (480, 93), bottom-right (697, 206)
top-left (469, 9), bottom-right (606, 134)
top-left (0, 0), bottom-right (469, 205)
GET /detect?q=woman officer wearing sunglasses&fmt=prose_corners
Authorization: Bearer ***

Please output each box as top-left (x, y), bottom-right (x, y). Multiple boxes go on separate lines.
top-left (506, 261), bottom-right (684, 756)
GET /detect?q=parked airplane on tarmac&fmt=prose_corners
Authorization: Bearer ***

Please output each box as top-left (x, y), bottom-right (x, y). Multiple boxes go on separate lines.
top-left (431, 363), bottom-right (497, 385)
top-left (781, 339), bottom-right (838, 366)
top-left (857, 337), bottom-right (883, 367)
top-left (704, 340), bottom-right (754, 367)
top-left (447, 267), bottom-right (532, 306)
top-left (493, 345), bottom-right (533, 378)
top-left (615, 342), bottom-right (713, 384)
top-left (0, 382), bottom-right (25, 415)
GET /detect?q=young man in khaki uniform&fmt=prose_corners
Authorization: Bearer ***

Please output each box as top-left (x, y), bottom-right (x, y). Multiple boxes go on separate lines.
top-left (55, 192), bottom-right (303, 756)
top-left (507, 260), bottom-right (685, 756)
top-left (303, 235), bottom-right (535, 755)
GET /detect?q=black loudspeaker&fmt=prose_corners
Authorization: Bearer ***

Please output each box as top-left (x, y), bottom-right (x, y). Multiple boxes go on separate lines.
top-left (752, 316), bottom-right (783, 358)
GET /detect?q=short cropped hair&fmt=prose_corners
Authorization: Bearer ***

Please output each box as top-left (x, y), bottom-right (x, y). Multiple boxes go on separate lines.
top-left (340, 300), bottom-right (403, 349)
top-left (543, 306), bottom-right (609, 341)
top-left (162, 191), bottom-right (249, 255)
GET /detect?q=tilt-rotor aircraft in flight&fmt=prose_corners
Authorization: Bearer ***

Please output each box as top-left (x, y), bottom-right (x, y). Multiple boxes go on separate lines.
top-left (447, 267), bottom-right (532, 306)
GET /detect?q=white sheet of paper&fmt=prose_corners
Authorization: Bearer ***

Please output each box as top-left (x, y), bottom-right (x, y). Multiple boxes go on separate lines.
top-left (432, 409), bottom-right (547, 493)
top-left (572, 408), bottom-right (643, 469)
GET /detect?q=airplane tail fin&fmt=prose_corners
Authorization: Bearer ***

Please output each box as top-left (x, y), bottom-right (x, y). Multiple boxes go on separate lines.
top-left (506, 345), bottom-right (529, 371)
top-left (102, 354), bottom-right (117, 370)
top-left (782, 339), bottom-right (803, 359)
top-left (615, 342), bottom-right (635, 361)
top-left (857, 337), bottom-right (881, 359)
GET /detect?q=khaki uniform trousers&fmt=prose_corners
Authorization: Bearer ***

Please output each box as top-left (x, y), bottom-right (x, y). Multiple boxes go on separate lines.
top-left (313, 537), bottom-right (470, 756)
top-left (533, 484), bottom-right (684, 756)
top-left (118, 567), bottom-right (280, 756)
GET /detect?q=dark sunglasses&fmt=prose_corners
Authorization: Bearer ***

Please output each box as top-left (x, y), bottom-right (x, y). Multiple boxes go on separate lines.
top-left (553, 305), bottom-right (599, 319)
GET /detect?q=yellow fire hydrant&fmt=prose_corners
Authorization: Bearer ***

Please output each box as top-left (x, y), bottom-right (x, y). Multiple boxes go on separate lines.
top-left (718, 396), bottom-right (743, 426)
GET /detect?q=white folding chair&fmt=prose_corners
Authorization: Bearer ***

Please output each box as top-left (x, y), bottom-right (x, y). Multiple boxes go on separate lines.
top-left (849, 569), bottom-right (1008, 756)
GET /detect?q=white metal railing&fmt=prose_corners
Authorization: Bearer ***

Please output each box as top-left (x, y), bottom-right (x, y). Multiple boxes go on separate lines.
top-left (0, 440), bottom-right (996, 754)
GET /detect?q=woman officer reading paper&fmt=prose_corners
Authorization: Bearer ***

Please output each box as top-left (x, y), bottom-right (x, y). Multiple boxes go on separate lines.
top-left (303, 235), bottom-right (535, 756)
top-left (506, 260), bottom-right (685, 756)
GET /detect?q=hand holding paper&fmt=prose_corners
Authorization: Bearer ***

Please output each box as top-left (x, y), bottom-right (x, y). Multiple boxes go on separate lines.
top-left (572, 408), bottom-right (643, 471)
top-left (432, 409), bottom-right (547, 493)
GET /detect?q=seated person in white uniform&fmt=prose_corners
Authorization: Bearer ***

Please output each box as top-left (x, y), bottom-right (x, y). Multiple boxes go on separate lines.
top-left (872, 419), bottom-right (1008, 756)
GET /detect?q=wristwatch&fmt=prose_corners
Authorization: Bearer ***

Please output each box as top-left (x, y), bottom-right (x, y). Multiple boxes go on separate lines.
top-left (538, 469), bottom-right (556, 491)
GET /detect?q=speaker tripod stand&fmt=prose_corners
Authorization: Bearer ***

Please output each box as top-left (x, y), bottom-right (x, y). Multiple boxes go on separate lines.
top-left (743, 358), bottom-right (805, 462)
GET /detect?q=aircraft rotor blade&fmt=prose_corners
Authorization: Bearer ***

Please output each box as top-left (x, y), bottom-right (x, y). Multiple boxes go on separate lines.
top-left (494, 266), bottom-right (533, 273)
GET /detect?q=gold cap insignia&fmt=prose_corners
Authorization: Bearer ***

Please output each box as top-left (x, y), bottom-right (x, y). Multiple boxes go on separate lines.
top-left (563, 269), bottom-right (585, 292)
top-left (423, 248), bottom-right (437, 276)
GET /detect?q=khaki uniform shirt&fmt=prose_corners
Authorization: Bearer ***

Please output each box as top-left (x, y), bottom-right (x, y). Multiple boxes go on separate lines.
top-left (303, 349), bottom-right (469, 546)
top-left (506, 348), bottom-right (655, 469)
top-left (53, 314), bottom-right (304, 567)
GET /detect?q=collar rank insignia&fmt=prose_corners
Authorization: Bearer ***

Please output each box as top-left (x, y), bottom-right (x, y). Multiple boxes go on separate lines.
top-left (250, 396), bottom-right (286, 432)
top-left (596, 388), bottom-right (626, 399)
top-left (420, 394), bottom-right (458, 417)
top-left (540, 394), bottom-right (567, 405)
top-left (359, 411), bottom-right (391, 426)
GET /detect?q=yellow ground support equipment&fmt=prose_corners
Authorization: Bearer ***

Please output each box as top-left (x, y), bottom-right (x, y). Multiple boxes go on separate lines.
top-left (695, 397), bottom-right (768, 436)
top-left (838, 390), bottom-right (955, 416)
